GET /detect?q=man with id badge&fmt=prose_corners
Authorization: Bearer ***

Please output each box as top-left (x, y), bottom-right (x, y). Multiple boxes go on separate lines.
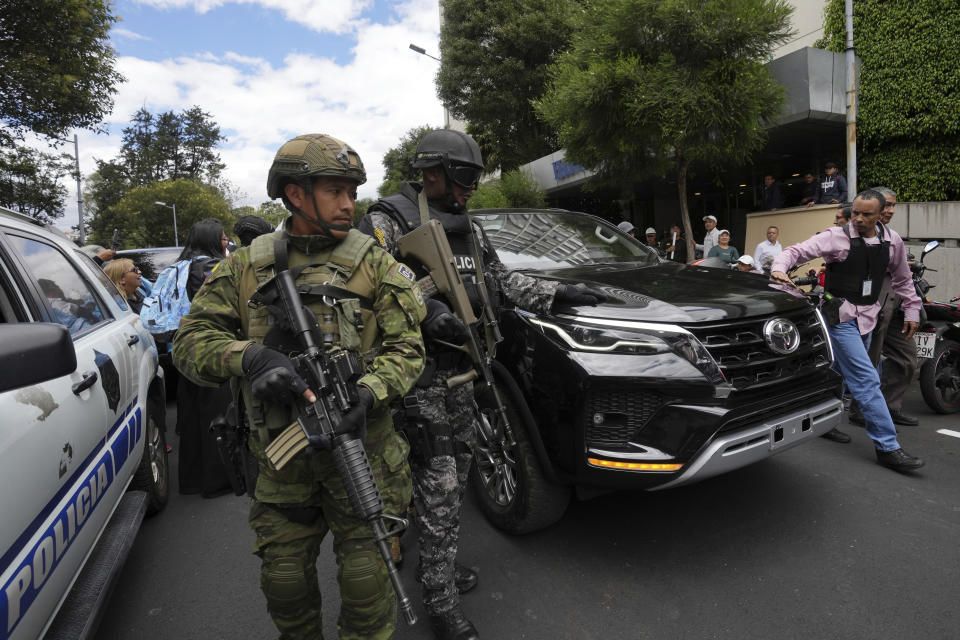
top-left (770, 188), bottom-right (924, 473)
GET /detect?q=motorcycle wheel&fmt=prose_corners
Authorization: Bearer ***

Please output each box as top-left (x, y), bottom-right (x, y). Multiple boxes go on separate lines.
top-left (919, 338), bottom-right (960, 414)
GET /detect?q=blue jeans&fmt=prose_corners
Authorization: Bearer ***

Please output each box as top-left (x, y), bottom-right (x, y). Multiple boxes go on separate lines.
top-left (828, 319), bottom-right (901, 451)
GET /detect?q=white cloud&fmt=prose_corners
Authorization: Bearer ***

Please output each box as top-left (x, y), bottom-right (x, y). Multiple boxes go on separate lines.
top-left (112, 27), bottom-right (152, 41)
top-left (133, 0), bottom-right (374, 34)
top-left (58, 0), bottom-right (444, 231)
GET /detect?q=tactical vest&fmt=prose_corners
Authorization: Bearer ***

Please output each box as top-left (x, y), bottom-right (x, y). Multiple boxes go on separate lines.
top-left (235, 229), bottom-right (380, 439)
top-left (824, 224), bottom-right (890, 305)
top-left (374, 185), bottom-right (496, 317)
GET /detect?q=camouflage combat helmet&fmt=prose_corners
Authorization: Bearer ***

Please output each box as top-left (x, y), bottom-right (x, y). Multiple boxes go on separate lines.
top-left (266, 133), bottom-right (366, 199)
top-left (412, 129), bottom-right (483, 188)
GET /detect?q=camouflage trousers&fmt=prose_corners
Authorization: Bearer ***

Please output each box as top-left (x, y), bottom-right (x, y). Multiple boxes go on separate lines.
top-left (248, 427), bottom-right (412, 640)
top-left (409, 369), bottom-right (478, 615)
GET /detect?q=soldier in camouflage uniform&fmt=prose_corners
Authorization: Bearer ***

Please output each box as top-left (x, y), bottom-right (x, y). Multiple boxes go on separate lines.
top-left (358, 129), bottom-right (604, 640)
top-left (172, 134), bottom-right (426, 640)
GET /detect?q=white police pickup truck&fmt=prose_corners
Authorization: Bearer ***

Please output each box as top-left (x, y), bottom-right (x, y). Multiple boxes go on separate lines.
top-left (0, 207), bottom-right (169, 640)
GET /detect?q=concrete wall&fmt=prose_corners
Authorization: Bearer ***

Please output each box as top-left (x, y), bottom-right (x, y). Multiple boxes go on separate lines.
top-left (745, 202), bottom-right (960, 301)
top-left (771, 1), bottom-right (826, 60)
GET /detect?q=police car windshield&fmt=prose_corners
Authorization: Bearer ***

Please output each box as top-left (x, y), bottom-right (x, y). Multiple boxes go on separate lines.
top-left (473, 210), bottom-right (658, 271)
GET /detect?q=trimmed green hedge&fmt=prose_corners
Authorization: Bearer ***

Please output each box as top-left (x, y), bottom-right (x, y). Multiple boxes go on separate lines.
top-left (817, 0), bottom-right (960, 200)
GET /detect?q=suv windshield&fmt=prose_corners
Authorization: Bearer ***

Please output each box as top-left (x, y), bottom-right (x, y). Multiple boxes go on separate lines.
top-left (472, 210), bottom-right (659, 271)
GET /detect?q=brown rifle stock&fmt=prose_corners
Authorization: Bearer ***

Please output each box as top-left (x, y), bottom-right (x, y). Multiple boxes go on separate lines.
top-left (398, 220), bottom-right (478, 326)
top-left (397, 220), bottom-right (517, 455)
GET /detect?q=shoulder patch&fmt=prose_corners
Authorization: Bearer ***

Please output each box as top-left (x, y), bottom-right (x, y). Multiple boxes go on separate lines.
top-left (397, 263), bottom-right (416, 282)
top-left (374, 227), bottom-right (387, 248)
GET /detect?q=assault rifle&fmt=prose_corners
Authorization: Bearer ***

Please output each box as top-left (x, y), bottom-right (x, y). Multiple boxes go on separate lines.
top-left (256, 268), bottom-right (417, 626)
top-left (397, 219), bottom-right (517, 443)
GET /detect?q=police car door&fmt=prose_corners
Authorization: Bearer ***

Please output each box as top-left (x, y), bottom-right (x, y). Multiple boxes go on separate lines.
top-left (0, 231), bottom-right (125, 640)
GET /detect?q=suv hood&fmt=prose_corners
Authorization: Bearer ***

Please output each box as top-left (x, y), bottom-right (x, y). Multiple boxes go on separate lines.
top-left (533, 261), bottom-right (810, 323)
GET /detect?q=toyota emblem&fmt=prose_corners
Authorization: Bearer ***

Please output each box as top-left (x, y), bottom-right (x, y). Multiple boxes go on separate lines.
top-left (763, 318), bottom-right (800, 354)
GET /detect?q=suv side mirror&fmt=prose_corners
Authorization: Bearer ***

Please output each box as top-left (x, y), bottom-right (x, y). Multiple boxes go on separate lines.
top-left (0, 323), bottom-right (78, 393)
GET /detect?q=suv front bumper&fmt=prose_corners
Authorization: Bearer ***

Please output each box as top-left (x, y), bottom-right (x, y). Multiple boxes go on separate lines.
top-left (649, 396), bottom-right (842, 490)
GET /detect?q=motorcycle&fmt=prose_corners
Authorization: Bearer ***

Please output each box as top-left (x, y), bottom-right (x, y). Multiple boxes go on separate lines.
top-left (912, 241), bottom-right (960, 413)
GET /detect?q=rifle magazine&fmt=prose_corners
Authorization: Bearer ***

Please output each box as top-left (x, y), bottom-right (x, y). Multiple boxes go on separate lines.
top-left (265, 421), bottom-right (310, 470)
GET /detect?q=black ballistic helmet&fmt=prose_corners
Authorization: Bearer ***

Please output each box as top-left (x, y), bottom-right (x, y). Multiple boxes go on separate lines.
top-left (413, 129), bottom-right (483, 188)
top-left (233, 215), bottom-right (275, 247)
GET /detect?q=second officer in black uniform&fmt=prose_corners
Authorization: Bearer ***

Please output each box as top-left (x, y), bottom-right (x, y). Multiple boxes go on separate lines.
top-left (359, 129), bottom-right (603, 640)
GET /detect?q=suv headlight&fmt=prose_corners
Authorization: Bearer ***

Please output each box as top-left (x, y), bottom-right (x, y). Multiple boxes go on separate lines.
top-left (528, 314), bottom-right (726, 384)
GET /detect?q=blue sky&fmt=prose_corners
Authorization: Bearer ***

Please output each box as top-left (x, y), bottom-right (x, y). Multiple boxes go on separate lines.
top-left (112, 1), bottom-right (392, 67)
top-left (54, 0), bottom-right (444, 230)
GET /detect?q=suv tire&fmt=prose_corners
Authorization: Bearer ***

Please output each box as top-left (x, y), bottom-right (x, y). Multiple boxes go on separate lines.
top-left (471, 375), bottom-right (570, 534)
top-left (132, 395), bottom-right (170, 515)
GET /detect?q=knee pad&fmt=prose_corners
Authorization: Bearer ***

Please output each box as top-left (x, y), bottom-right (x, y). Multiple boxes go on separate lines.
top-left (340, 546), bottom-right (388, 607)
top-left (261, 555), bottom-right (311, 610)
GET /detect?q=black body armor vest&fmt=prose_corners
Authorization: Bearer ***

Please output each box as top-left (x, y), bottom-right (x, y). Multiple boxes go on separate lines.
top-left (371, 183), bottom-right (496, 317)
top-left (824, 224), bottom-right (890, 305)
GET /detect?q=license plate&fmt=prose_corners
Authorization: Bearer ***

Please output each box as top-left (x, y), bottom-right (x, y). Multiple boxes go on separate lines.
top-left (916, 332), bottom-right (936, 359)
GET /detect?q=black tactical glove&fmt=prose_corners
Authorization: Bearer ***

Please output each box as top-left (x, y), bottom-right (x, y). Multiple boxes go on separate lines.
top-left (241, 343), bottom-right (310, 404)
top-left (553, 283), bottom-right (607, 308)
top-left (340, 386), bottom-right (374, 442)
top-left (422, 298), bottom-right (469, 344)
top-left (305, 385), bottom-right (374, 452)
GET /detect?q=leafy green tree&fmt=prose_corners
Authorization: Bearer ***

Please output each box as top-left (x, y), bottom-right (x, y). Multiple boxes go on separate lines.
top-left (378, 126), bottom-right (435, 197)
top-left (469, 169), bottom-right (547, 210)
top-left (87, 106), bottom-right (229, 238)
top-left (468, 182), bottom-right (510, 210)
top-left (536, 0), bottom-right (792, 261)
top-left (90, 179), bottom-right (232, 249)
top-left (0, 0), bottom-right (122, 145)
top-left (117, 106), bottom-right (226, 186)
top-left (438, 0), bottom-right (580, 171)
top-left (0, 146), bottom-right (72, 221)
top-left (256, 200), bottom-right (288, 226)
top-left (818, 0), bottom-right (960, 201)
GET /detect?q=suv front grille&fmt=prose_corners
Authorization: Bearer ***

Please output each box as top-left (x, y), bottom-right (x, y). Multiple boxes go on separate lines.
top-left (585, 390), bottom-right (664, 448)
top-left (685, 307), bottom-right (831, 391)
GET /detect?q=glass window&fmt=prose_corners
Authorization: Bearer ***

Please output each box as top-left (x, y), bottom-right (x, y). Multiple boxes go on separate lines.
top-left (474, 211), bottom-right (660, 271)
top-left (77, 250), bottom-right (128, 309)
top-left (9, 235), bottom-right (110, 335)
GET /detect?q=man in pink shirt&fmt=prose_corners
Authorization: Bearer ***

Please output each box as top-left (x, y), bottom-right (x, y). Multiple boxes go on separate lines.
top-left (771, 188), bottom-right (924, 472)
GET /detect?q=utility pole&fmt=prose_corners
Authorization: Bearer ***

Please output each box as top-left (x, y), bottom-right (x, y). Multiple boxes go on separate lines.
top-left (53, 134), bottom-right (85, 243)
top-left (845, 0), bottom-right (857, 195)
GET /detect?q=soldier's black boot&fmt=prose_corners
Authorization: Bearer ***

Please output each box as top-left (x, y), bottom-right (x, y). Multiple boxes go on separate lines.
top-left (429, 606), bottom-right (479, 640)
top-left (455, 563), bottom-right (478, 594)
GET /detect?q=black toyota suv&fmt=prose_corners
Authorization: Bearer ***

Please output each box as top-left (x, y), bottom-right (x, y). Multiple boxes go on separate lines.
top-left (468, 209), bottom-right (843, 533)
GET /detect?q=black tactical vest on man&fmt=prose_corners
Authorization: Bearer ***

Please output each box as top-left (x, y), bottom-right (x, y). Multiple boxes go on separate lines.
top-left (367, 181), bottom-right (495, 317)
top-left (824, 223), bottom-right (890, 305)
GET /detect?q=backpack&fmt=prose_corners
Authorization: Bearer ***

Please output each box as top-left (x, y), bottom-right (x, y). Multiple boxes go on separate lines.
top-left (139, 256), bottom-right (207, 343)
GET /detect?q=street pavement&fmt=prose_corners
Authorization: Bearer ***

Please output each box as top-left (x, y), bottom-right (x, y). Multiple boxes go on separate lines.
top-left (97, 384), bottom-right (960, 640)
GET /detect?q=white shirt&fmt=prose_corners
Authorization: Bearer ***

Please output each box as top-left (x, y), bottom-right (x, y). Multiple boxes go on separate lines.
top-left (753, 240), bottom-right (782, 269)
top-left (697, 227), bottom-right (720, 256)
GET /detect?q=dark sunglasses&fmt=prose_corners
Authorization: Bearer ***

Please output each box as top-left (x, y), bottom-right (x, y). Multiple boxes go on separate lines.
top-left (447, 164), bottom-right (482, 189)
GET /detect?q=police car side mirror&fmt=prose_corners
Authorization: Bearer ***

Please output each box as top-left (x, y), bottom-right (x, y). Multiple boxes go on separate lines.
top-left (0, 323), bottom-right (77, 393)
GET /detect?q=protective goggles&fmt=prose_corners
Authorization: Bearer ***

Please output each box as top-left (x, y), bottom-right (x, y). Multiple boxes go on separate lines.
top-left (446, 163), bottom-right (482, 189)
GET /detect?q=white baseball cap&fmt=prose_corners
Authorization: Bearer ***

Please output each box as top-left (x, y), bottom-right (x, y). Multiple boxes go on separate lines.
top-left (703, 215), bottom-right (717, 222)
top-left (645, 227), bottom-right (657, 235)
top-left (738, 254), bottom-right (755, 266)
top-left (717, 229), bottom-right (730, 236)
